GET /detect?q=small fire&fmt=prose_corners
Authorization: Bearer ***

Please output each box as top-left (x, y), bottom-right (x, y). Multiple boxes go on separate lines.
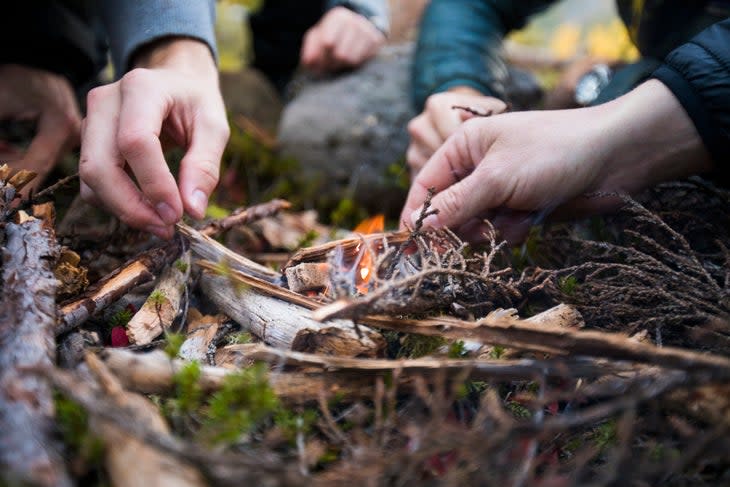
top-left (353, 214), bottom-right (384, 294)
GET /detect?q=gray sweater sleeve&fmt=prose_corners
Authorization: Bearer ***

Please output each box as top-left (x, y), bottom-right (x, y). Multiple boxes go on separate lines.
top-left (99, 0), bottom-right (217, 76)
top-left (327, 0), bottom-right (390, 35)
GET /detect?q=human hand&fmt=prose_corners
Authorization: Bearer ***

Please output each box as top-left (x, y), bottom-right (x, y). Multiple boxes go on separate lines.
top-left (406, 87), bottom-right (507, 178)
top-left (0, 64), bottom-right (80, 185)
top-left (300, 6), bottom-right (386, 74)
top-left (79, 38), bottom-right (229, 239)
top-left (400, 80), bottom-right (712, 244)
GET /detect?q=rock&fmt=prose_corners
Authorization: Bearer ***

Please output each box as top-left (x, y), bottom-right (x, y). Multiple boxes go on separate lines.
top-left (277, 43), bottom-right (414, 217)
top-left (219, 69), bottom-right (283, 134)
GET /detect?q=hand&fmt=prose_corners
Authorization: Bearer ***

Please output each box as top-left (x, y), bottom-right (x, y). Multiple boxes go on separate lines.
top-left (79, 38), bottom-right (229, 239)
top-left (0, 64), bottom-right (80, 185)
top-left (400, 80), bottom-right (712, 244)
top-left (406, 87), bottom-right (507, 178)
top-left (300, 6), bottom-right (386, 74)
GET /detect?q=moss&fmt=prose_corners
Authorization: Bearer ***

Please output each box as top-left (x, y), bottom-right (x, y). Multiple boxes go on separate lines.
top-left (54, 392), bottom-right (105, 469)
top-left (506, 401), bottom-right (532, 419)
top-left (558, 276), bottom-right (578, 296)
top-left (164, 332), bottom-right (185, 359)
top-left (593, 420), bottom-right (617, 451)
top-left (174, 259), bottom-right (190, 274)
top-left (107, 308), bottom-right (133, 330)
top-left (171, 361), bottom-right (204, 415)
top-left (489, 345), bottom-right (506, 359)
top-left (148, 289), bottom-right (167, 307)
top-left (295, 230), bottom-right (320, 250)
top-left (399, 334), bottom-right (446, 358)
top-left (273, 408), bottom-right (318, 444)
top-left (447, 340), bottom-right (468, 359)
top-left (226, 331), bottom-right (253, 345)
top-left (201, 362), bottom-right (279, 444)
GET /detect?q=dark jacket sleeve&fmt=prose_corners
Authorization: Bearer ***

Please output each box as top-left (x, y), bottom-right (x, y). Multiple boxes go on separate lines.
top-left (411, 0), bottom-right (554, 111)
top-left (652, 18), bottom-right (730, 169)
top-left (0, 2), bottom-right (106, 89)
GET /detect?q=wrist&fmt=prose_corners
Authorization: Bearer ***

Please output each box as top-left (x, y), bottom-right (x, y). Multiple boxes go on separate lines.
top-left (447, 86), bottom-right (486, 97)
top-left (595, 80), bottom-right (713, 193)
top-left (132, 37), bottom-right (217, 79)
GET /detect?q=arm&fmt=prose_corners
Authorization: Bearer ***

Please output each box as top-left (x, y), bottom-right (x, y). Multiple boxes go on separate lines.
top-left (300, 0), bottom-right (389, 74)
top-left (651, 18), bottom-right (730, 180)
top-left (80, 1), bottom-right (229, 239)
top-left (412, 0), bottom-right (553, 111)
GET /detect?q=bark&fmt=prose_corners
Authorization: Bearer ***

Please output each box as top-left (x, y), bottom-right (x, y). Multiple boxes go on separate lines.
top-left (179, 311), bottom-right (223, 363)
top-left (58, 243), bottom-right (179, 336)
top-left (126, 250), bottom-right (191, 345)
top-left (200, 271), bottom-right (384, 357)
top-left (284, 230), bottom-right (410, 268)
top-left (0, 218), bottom-right (71, 486)
top-left (285, 263), bottom-right (331, 293)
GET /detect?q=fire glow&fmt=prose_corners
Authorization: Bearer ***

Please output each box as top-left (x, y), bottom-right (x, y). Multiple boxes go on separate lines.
top-left (352, 214), bottom-right (384, 294)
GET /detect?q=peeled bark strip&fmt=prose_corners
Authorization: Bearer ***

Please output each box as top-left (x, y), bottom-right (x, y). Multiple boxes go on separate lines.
top-left (126, 250), bottom-right (191, 345)
top-left (84, 354), bottom-right (207, 487)
top-left (199, 272), bottom-right (384, 357)
top-left (199, 198), bottom-right (291, 237)
top-left (178, 222), bottom-right (280, 283)
top-left (285, 262), bottom-right (331, 292)
top-left (58, 244), bottom-right (179, 336)
top-left (0, 218), bottom-right (71, 487)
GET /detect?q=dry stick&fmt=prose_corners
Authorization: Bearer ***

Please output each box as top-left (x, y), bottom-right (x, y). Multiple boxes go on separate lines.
top-left (84, 353), bottom-right (207, 487)
top-left (98, 348), bottom-right (375, 404)
top-left (199, 198), bottom-right (291, 237)
top-left (355, 308), bottom-right (730, 378)
top-left (179, 312), bottom-right (223, 363)
top-left (219, 343), bottom-right (636, 381)
top-left (199, 270), bottom-right (384, 357)
top-left (126, 250), bottom-right (191, 345)
top-left (0, 213), bottom-right (72, 487)
top-left (57, 243), bottom-right (180, 336)
top-left (178, 222), bottom-right (280, 282)
top-left (27, 173), bottom-right (79, 203)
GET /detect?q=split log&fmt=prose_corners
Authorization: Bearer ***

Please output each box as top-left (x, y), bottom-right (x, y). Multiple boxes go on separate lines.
top-left (178, 222), bottom-right (280, 282)
top-left (179, 310), bottom-right (223, 362)
top-left (354, 307), bottom-right (730, 379)
top-left (99, 349), bottom-right (374, 403)
top-left (285, 262), bottom-right (331, 293)
top-left (126, 250), bottom-right (191, 345)
top-left (84, 353), bottom-right (207, 487)
top-left (199, 199), bottom-right (291, 237)
top-left (284, 230), bottom-right (410, 268)
top-left (0, 216), bottom-right (71, 486)
top-left (57, 243), bottom-right (179, 336)
top-left (200, 270), bottom-right (384, 357)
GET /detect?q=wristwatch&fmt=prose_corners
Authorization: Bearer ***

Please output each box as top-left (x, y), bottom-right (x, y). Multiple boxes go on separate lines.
top-left (574, 64), bottom-right (612, 106)
top-left (337, 1), bottom-right (389, 37)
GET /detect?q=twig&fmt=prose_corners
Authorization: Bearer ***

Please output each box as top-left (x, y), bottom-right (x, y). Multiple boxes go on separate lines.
top-left (199, 198), bottom-right (291, 237)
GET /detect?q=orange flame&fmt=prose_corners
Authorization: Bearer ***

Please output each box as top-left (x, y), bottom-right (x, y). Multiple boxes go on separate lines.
top-left (353, 214), bottom-right (384, 294)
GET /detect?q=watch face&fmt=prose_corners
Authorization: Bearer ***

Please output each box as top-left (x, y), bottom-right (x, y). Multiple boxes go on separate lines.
top-left (574, 64), bottom-right (612, 106)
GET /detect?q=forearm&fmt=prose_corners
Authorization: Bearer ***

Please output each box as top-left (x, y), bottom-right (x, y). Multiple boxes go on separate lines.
top-left (99, 0), bottom-right (217, 76)
top-left (411, 0), bottom-right (553, 111)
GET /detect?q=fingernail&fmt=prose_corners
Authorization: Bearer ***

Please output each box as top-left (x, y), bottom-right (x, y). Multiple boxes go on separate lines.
top-left (411, 209), bottom-right (440, 229)
top-left (155, 202), bottom-right (178, 225)
top-left (145, 225), bottom-right (172, 240)
top-left (191, 189), bottom-right (208, 218)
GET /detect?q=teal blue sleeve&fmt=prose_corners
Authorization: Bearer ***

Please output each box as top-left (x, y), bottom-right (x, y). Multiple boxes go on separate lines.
top-left (412, 0), bottom-right (554, 110)
top-left (99, 0), bottom-right (217, 76)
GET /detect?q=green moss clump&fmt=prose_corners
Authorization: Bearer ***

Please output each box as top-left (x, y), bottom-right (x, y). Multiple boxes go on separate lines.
top-left (447, 340), bottom-right (468, 359)
top-left (171, 361), bottom-right (203, 415)
top-left (201, 362), bottom-right (279, 444)
top-left (399, 334), bottom-right (447, 358)
top-left (174, 259), bottom-right (190, 274)
top-left (273, 408), bottom-right (318, 444)
top-left (164, 332), bottom-right (186, 359)
top-left (107, 308), bottom-right (133, 329)
top-left (54, 392), bottom-right (105, 469)
top-left (226, 332), bottom-right (253, 345)
top-left (558, 275), bottom-right (578, 296)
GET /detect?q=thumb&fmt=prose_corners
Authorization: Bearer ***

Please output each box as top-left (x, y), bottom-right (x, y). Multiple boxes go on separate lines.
top-left (178, 113), bottom-right (229, 219)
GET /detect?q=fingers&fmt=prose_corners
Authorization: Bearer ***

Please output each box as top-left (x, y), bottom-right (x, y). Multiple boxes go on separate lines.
top-left (80, 83), bottom-right (173, 239)
top-left (117, 69), bottom-right (183, 226)
top-left (178, 106), bottom-right (229, 219)
top-left (407, 112), bottom-right (447, 176)
top-left (17, 103), bottom-right (80, 178)
top-left (300, 7), bottom-right (385, 74)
